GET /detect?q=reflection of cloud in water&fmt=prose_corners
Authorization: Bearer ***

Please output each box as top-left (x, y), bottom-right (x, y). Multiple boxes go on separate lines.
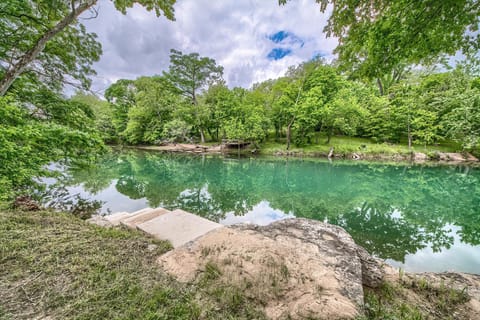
top-left (179, 184), bottom-right (211, 200)
top-left (220, 200), bottom-right (295, 226)
top-left (386, 225), bottom-right (480, 274)
top-left (67, 180), bottom-right (149, 215)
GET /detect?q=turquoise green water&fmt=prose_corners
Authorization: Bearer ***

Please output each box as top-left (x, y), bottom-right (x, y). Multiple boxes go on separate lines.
top-left (62, 150), bottom-right (480, 273)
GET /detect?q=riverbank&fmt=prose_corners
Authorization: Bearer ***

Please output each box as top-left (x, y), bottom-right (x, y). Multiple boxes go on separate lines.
top-left (1, 209), bottom-right (479, 319)
top-left (127, 139), bottom-right (479, 164)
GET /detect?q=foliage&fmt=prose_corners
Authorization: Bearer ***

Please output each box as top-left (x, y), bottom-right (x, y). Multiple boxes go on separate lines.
top-left (280, 0), bottom-right (480, 83)
top-left (163, 49), bottom-right (224, 143)
top-left (71, 91), bottom-right (116, 143)
top-left (104, 79), bottom-right (137, 138)
top-left (222, 88), bottom-right (270, 143)
top-left (123, 76), bottom-right (180, 144)
top-left (162, 119), bottom-right (191, 143)
top-left (104, 59), bottom-right (480, 153)
top-left (0, 0), bottom-right (176, 95)
top-left (0, 95), bottom-right (104, 203)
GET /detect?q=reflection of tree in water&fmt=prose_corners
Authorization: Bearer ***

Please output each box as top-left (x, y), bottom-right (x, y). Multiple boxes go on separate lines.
top-left (65, 150), bottom-right (480, 262)
top-left (335, 202), bottom-right (430, 263)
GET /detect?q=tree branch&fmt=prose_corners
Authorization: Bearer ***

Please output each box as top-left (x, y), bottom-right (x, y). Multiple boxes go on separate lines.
top-left (0, 0), bottom-right (97, 96)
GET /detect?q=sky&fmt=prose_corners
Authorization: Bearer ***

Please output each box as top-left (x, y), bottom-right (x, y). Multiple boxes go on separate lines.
top-left (80, 0), bottom-right (337, 94)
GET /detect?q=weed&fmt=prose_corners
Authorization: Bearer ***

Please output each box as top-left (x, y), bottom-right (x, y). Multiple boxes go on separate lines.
top-left (203, 261), bottom-right (222, 281)
top-left (200, 246), bottom-right (212, 257)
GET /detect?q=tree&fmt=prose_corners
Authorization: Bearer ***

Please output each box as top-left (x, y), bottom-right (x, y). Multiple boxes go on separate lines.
top-left (201, 83), bottom-right (237, 141)
top-left (441, 89), bottom-right (480, 150)
top-left (162, 119), bottom-right (191, 143)
top-left (71, 91), bottom-right (116, 143)
top-left (122, 77), bottom-right (178, 144)
top-left (222, 88), bottom-right (270, 143)
top-left (0, 0), bottom-right (176, 96)
top-left (280, 1), bottom-right (480, 84)
top-left (105, 79), bottom-right (137, 138)
top-left (163, 49), bottom-right (224, 143)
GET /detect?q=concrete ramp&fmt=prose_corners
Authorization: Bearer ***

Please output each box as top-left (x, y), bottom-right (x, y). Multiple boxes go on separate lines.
top-left (137, 209), bottom-right (223, 248)
top-left (121, 207), bottom-right (163, 229)
top-left (104, 211), bottom-right (130, 226)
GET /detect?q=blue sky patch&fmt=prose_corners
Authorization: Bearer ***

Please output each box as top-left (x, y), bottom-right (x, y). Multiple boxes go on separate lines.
top-left (268, 30), bottom-right (305, 47)
top-left (267, 48), bottom-right (292, 60)
top-left (269, 31), bottom-right (289, 43)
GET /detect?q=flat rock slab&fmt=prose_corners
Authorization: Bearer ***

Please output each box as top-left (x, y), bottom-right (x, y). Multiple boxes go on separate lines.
top-left (137, 209), bottom-right (223, 248)
top-left (159, 219), bottom-right (379, 319)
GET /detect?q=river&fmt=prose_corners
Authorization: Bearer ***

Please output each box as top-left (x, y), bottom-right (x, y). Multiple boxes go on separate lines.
top-left (57, 150), bottom-right (480, 274)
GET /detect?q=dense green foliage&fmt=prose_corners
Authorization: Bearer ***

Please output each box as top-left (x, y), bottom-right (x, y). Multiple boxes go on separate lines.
top-left (98, 54), bottom-right (480, 155)
top-left (0, 90), bottom-right (104, 202)
top-left (281, 0), bottom-right (480, 91)
top-left (0, 0), bottom-right (175, 203)
top-left (0, 0), bottom-right (175, 95)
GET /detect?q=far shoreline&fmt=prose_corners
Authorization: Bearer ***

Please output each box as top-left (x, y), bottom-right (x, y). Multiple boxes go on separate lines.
top-left (115, 143), bottom-right (480, 166)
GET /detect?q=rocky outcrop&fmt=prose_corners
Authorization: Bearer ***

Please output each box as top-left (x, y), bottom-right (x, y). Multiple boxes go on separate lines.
top-left (232, 219), bottom-right (384, 288)
top-left (159, 218), bottom-right (386, 320)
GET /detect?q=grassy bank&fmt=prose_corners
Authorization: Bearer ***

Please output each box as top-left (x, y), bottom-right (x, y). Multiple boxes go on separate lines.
top-left (1, 210), bottom-right (474, 319)
top-left (259, 135), bottom-right (461, 157)
top-left (0, 210), bottom-right (265, 319)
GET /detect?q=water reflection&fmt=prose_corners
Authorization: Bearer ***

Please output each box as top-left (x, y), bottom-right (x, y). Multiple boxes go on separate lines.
top-left (220, 200), bottom-right (295, 226)
top-left (60, 150), bottom-right (480, 273)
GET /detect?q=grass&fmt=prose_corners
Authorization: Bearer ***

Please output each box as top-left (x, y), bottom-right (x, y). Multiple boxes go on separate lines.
top-left (0, 210), bottom-right (266, 320)
top-left (259, 134), bottom-right (461, 157)
top-left (358, 278), bottom-right (470, 320)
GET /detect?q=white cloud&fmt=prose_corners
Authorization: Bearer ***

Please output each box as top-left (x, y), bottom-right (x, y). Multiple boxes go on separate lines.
top-left (81, 0), bottom-right (337, 94)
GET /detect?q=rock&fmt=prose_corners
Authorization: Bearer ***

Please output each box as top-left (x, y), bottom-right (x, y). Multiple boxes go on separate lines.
top-left (159, 218), bottom-right (385, 319)
top-left (413, 152), bottom-right (428, 161)
top-left (233, 219), bottom-right (385, 288)
top-left (465, 153), bottom-right (479, 161)
top-left (436, 152), bottom-right (477, 162)
top-left (86, 215), bottom-right (112, 227)
top-left (13, 195), bottom-right (41, 211)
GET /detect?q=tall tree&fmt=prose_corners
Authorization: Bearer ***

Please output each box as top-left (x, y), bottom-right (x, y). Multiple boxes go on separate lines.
top-left (164, 49), bottom-right (224, 143)
top-left (280, 0), bottom-right (480, 84)
top-left (0, 0), bottom-right (175, 96)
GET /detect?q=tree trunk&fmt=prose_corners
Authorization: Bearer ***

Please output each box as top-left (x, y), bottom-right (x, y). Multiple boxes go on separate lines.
top-left (376, 78), bottom-right (384, 96)
top-left (407, 113), bottom-right (412, 149)
top-left (0, 1), bottom-right (96, 96)
top-left (206, 128), bottom-right (214, 141)
top-left (200, 128), bottom-right (205, 144)
top-left (316, 123), bottom-right (323, 144)
top-left (328, 147), bottom-right (334, 159)
top-left (327, 127), bottom-right (333, 143)
top-left (286, 116), bottom-right (295, 150)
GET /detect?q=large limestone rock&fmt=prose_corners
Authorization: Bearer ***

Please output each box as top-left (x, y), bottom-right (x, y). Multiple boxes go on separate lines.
top-left (234, 218), bottom-right (385, 289)
top-left (159, 218), bottom-right (385, 320)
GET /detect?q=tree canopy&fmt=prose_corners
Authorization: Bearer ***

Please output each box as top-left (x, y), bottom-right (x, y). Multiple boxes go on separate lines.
top-left (280, 0), bottom-right (480, 87)
top-left (0, 0), bottom-right (176, 95)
